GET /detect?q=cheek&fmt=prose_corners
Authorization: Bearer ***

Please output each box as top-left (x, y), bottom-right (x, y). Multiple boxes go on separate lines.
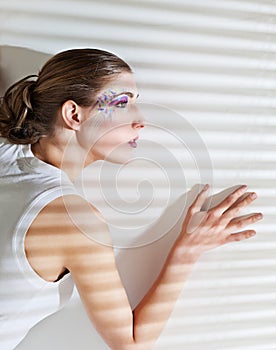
top-left (108, 105), bottom-right (133, 124)
top-left (96, 125), bottom-right (131, 147)
top-left (91, 124), bottom-right (133, 163)
top-left (77, 115), bottom-right (104, 148)
top-left (77, 111), bottom-right (132, 156)
top-left (77, 111), bottom-right (123, 145)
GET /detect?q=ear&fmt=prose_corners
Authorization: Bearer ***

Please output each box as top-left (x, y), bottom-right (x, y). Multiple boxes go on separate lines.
top-left (61, 100), bottom-right (84, 131)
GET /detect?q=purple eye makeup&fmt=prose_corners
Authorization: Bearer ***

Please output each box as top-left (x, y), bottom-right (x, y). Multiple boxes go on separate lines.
top-left (96, 89), bottom-right (130, 120)
top-left (109, 95), bottom-right (129, 108)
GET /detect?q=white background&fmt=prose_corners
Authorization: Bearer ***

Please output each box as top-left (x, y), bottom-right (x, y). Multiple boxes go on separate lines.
top-left (0, 1), bottom-right (276, 349)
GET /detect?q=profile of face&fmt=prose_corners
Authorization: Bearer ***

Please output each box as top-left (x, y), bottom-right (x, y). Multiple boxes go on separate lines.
top-left (77, 72), bottom-right (145, 164)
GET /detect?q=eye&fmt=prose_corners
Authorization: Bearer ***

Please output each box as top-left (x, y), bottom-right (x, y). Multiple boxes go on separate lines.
top-left (109, 95), bottom-right (129, 108)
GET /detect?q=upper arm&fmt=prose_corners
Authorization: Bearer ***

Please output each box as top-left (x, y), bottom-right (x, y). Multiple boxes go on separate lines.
top-left (26, 194), bottom-right (135, 349)
top-left (60, 195), bottom-right (135, 349)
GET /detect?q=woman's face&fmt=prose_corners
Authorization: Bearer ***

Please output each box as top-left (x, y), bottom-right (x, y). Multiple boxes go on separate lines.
top-left (79, 72), bottom-right (144, 164)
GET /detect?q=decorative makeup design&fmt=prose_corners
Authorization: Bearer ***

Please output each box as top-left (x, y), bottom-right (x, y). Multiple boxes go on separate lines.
top-left (96, 89), bottom-right (129, 121)
top-left (93, 88), bottom-right (140, 149)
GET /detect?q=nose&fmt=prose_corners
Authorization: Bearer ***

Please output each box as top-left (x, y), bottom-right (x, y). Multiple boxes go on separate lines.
top-left (131, 104), bottom-right (145, 129)
top-left (132, 120), bottom-right (145, 129)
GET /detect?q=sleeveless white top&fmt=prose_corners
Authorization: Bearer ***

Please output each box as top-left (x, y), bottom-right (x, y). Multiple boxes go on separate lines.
top-left (0, 137), bottom-right (78, 349)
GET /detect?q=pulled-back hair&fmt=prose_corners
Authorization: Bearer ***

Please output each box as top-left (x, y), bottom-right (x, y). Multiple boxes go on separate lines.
top-left (0, 48), bottom-right (132, 144)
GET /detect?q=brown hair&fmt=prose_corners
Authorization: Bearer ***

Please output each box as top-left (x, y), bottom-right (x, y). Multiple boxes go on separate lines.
top-left (0, 48), bottom-right (132, 144)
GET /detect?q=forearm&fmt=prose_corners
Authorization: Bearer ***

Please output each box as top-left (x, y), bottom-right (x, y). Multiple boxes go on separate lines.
top-left (68, 185), bottom-right (260, 350)
top-left (131, 240), bottom-right (199, 349)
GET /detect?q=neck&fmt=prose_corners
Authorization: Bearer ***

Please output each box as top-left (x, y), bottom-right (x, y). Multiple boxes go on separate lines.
top-left (31, 135), bottom-right (96, 182)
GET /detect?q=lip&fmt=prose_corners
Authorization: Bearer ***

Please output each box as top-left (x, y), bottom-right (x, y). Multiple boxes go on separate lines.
top-left (128, 136), bottom-right (139, 148)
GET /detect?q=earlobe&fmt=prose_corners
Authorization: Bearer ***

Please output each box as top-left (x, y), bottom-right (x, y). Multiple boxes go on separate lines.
top-left (61, 100), bottom-right (82, 131)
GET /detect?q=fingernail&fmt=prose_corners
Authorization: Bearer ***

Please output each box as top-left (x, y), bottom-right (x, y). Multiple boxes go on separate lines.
top-left (257, 213), bottom-right (263, 220)
top-left (203, 184), bottom-right (209, 191)
top-left (241, 185), bottom-right (248, 191)
top-left (251, 192), bottom-right (257, 199)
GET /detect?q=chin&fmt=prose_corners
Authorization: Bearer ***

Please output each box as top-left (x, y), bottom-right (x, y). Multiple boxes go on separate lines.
top-left (103, 143), bottom-right (134, 164)
top-left (104, 151), bottom-right (133, 164)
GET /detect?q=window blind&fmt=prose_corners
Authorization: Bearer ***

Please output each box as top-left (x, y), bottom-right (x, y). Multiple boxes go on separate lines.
top-left (0, 1), bottom-right (275, 349)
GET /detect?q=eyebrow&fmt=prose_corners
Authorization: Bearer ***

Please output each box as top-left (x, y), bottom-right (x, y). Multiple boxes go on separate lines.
top-left (111, 91), bottom-right (140, 100)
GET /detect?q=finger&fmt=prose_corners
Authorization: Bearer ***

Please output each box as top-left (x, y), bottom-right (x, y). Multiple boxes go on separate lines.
top-left (186, 211), bottom-right (208, 234)
top-left (224, 230), bottom-right (256, 244)
top-left (188, 184), bottom-right (210, 216)
top-left (207, 185), bottom-right (248, 219)
top-left (226, 192), bottom-right (250, 209)
top-left (222, 192), bottom-right (258, 222)
top-left (225, 212), bottom-right (263, 233)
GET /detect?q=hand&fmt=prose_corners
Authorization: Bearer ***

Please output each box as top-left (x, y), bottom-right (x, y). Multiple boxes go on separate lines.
top-left (180, 185), bottom-right (263, 258)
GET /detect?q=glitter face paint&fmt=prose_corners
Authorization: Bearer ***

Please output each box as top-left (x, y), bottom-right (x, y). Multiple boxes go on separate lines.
top-left (92, 87), bottom-right (140, 153)
top-left (96, 89), bottom-right (129, 121)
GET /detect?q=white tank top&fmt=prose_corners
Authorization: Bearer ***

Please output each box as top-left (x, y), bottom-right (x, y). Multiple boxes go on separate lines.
top-left (0, 137), bottom-right (78, 349)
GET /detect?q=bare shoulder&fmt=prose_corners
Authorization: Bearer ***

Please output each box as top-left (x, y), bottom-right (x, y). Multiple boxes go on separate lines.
top-left (25, 194), bottom-right (112, 282)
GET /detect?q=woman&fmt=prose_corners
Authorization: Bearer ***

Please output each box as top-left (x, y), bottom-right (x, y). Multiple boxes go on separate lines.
top-left (0, 48), bottom-right (262, 350)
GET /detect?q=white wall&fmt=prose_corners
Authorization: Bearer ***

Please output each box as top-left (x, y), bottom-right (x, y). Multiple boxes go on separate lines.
top-left (1, 1), bottom-right (276, 349)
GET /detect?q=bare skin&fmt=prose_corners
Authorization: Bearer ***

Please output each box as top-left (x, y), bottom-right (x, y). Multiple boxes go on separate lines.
top-left (25, 72), bottom-right (263, 350)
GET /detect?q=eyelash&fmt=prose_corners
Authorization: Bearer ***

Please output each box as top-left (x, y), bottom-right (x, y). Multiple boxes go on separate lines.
top-left (109, 96), bottom-right (129, 108)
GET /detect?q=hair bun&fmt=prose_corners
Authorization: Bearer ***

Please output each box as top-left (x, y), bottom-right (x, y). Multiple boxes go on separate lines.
top-left (0, 75), bottom-right (39, 144)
